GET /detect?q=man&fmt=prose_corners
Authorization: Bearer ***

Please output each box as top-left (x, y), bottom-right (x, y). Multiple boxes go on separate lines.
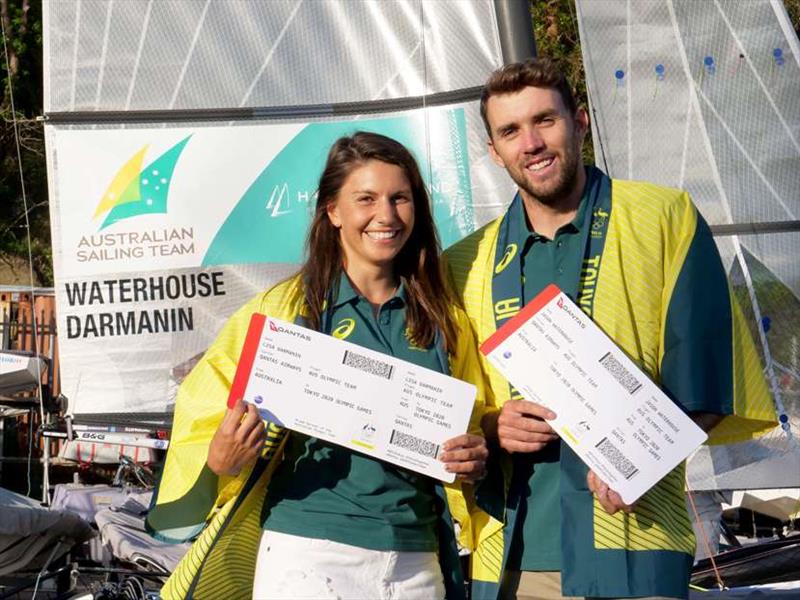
top-left (445, 58), bottom-right (776, 600)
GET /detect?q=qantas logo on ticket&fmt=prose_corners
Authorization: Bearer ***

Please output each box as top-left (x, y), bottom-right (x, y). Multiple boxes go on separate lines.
top-left (556, 296), bottom-right (586, 330)
top-left (268, 319), bottom-right (311, 342)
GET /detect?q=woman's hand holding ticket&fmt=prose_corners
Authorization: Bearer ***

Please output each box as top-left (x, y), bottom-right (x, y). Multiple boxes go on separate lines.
top-left (207, 399), bottom-right (266, 476)
top-left (440, 434), bottom-right (489, 482)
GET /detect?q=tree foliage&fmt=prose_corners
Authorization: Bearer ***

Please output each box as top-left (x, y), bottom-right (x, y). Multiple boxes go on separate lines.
top-left (1, 0), bottom-right (49, 285)
top-left (787, 0), bottom-right (800, 37)
top-left (530, 0), bottom-right (593, 165)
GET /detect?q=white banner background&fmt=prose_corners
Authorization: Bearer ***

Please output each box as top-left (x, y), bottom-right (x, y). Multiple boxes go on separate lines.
top-left (46, 108), bottom-right (510, 423)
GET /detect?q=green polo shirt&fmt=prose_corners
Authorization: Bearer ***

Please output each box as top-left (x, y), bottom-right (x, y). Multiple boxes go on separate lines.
top-left (262, 276), bottom-right (441, 551)
top-left (507, 185), bottom-right (597, 572)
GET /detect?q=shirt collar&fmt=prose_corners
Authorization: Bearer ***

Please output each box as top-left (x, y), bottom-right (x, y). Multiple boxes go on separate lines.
top-left (332, 273), bottom-right (406, 309)
top-left (333, 274), bottom-right (360, 308)
top-left (513, 166), bottom-right (598, 245)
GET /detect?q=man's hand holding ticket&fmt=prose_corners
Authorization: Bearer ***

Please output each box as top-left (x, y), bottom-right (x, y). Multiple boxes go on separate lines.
top-left (481, 284), bottom-right (707, 504)
top-left (228, 314), bottom-right (478, 482)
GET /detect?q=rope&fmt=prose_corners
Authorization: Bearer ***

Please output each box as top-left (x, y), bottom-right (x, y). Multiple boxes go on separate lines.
top-left (30, 539), bottom-right (63, 599)
top-left (686, 485), bottom-right (727, 591)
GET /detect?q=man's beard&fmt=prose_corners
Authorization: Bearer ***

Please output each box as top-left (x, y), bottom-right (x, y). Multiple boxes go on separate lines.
top-left (514, 143), bottom-right (582, 207)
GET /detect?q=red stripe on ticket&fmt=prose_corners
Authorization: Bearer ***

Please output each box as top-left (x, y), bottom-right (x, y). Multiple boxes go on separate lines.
top-left (228, 313), bottom-right (267, 409)
top-left (480, 284), bottom-right (562, 356)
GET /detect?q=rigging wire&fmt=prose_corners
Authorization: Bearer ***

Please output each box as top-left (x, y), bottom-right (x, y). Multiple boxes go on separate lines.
top-left (1, 8), bottom-right (49, 499)
top-left (419, 0), bottom-right (434, 218)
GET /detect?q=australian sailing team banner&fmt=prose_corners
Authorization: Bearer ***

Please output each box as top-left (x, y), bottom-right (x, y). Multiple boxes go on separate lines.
top-left (46, 109), bottom-right (473, 422)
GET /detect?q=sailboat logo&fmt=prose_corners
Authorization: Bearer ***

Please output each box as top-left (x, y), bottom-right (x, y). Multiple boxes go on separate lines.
top-left (93, 135), bottom-right (192, 230)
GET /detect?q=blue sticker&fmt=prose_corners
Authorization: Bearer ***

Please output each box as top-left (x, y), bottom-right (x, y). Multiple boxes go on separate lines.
top-left (614, 69), bottom-right (626, 90)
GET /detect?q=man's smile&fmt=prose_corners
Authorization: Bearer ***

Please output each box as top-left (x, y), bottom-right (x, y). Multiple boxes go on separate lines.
top-left (526, 156), bottom-right (556, 172)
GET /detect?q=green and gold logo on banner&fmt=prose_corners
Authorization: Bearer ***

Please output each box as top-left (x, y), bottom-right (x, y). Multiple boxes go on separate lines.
top-left (94, 136), bottom-right (191, 230)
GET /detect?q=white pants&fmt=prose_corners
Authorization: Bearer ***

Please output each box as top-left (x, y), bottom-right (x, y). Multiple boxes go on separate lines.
top-left (253, 530), bottom-right (445, 600)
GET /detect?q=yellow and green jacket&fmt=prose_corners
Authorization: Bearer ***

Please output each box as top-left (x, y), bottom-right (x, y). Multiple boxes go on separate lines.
top-left (444, 176), bottom-right (776, 599)
top-left (146, 273), bottom-right (495, 599)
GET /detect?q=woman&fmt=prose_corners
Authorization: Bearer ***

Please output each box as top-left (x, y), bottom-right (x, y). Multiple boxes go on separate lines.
top-left (147, 132), bottom-right (491, 600)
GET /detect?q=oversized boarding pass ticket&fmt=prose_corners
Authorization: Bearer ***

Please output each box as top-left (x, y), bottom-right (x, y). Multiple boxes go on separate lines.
top-left (481, 284), bottom-right (707, 504)
top-left (228, 314), bottom-right (477, 482)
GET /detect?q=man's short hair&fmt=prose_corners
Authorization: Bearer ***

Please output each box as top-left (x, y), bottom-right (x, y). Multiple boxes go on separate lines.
top-left (480, 57), bottom-right (578, 138)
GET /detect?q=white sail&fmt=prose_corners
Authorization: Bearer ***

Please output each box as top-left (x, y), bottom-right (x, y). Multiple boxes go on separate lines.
top-left (43, 1), bottom-right (516, 425)
top-left (575, 0), bottom-right (800, 489)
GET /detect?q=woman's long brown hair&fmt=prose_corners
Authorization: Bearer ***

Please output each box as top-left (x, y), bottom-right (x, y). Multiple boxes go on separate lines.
top-left (300, 131), bottom-right (459, 354)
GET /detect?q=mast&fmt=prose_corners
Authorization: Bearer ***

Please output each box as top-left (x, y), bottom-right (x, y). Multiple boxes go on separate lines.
top-left (494, 0), bottom-right (537, 63)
